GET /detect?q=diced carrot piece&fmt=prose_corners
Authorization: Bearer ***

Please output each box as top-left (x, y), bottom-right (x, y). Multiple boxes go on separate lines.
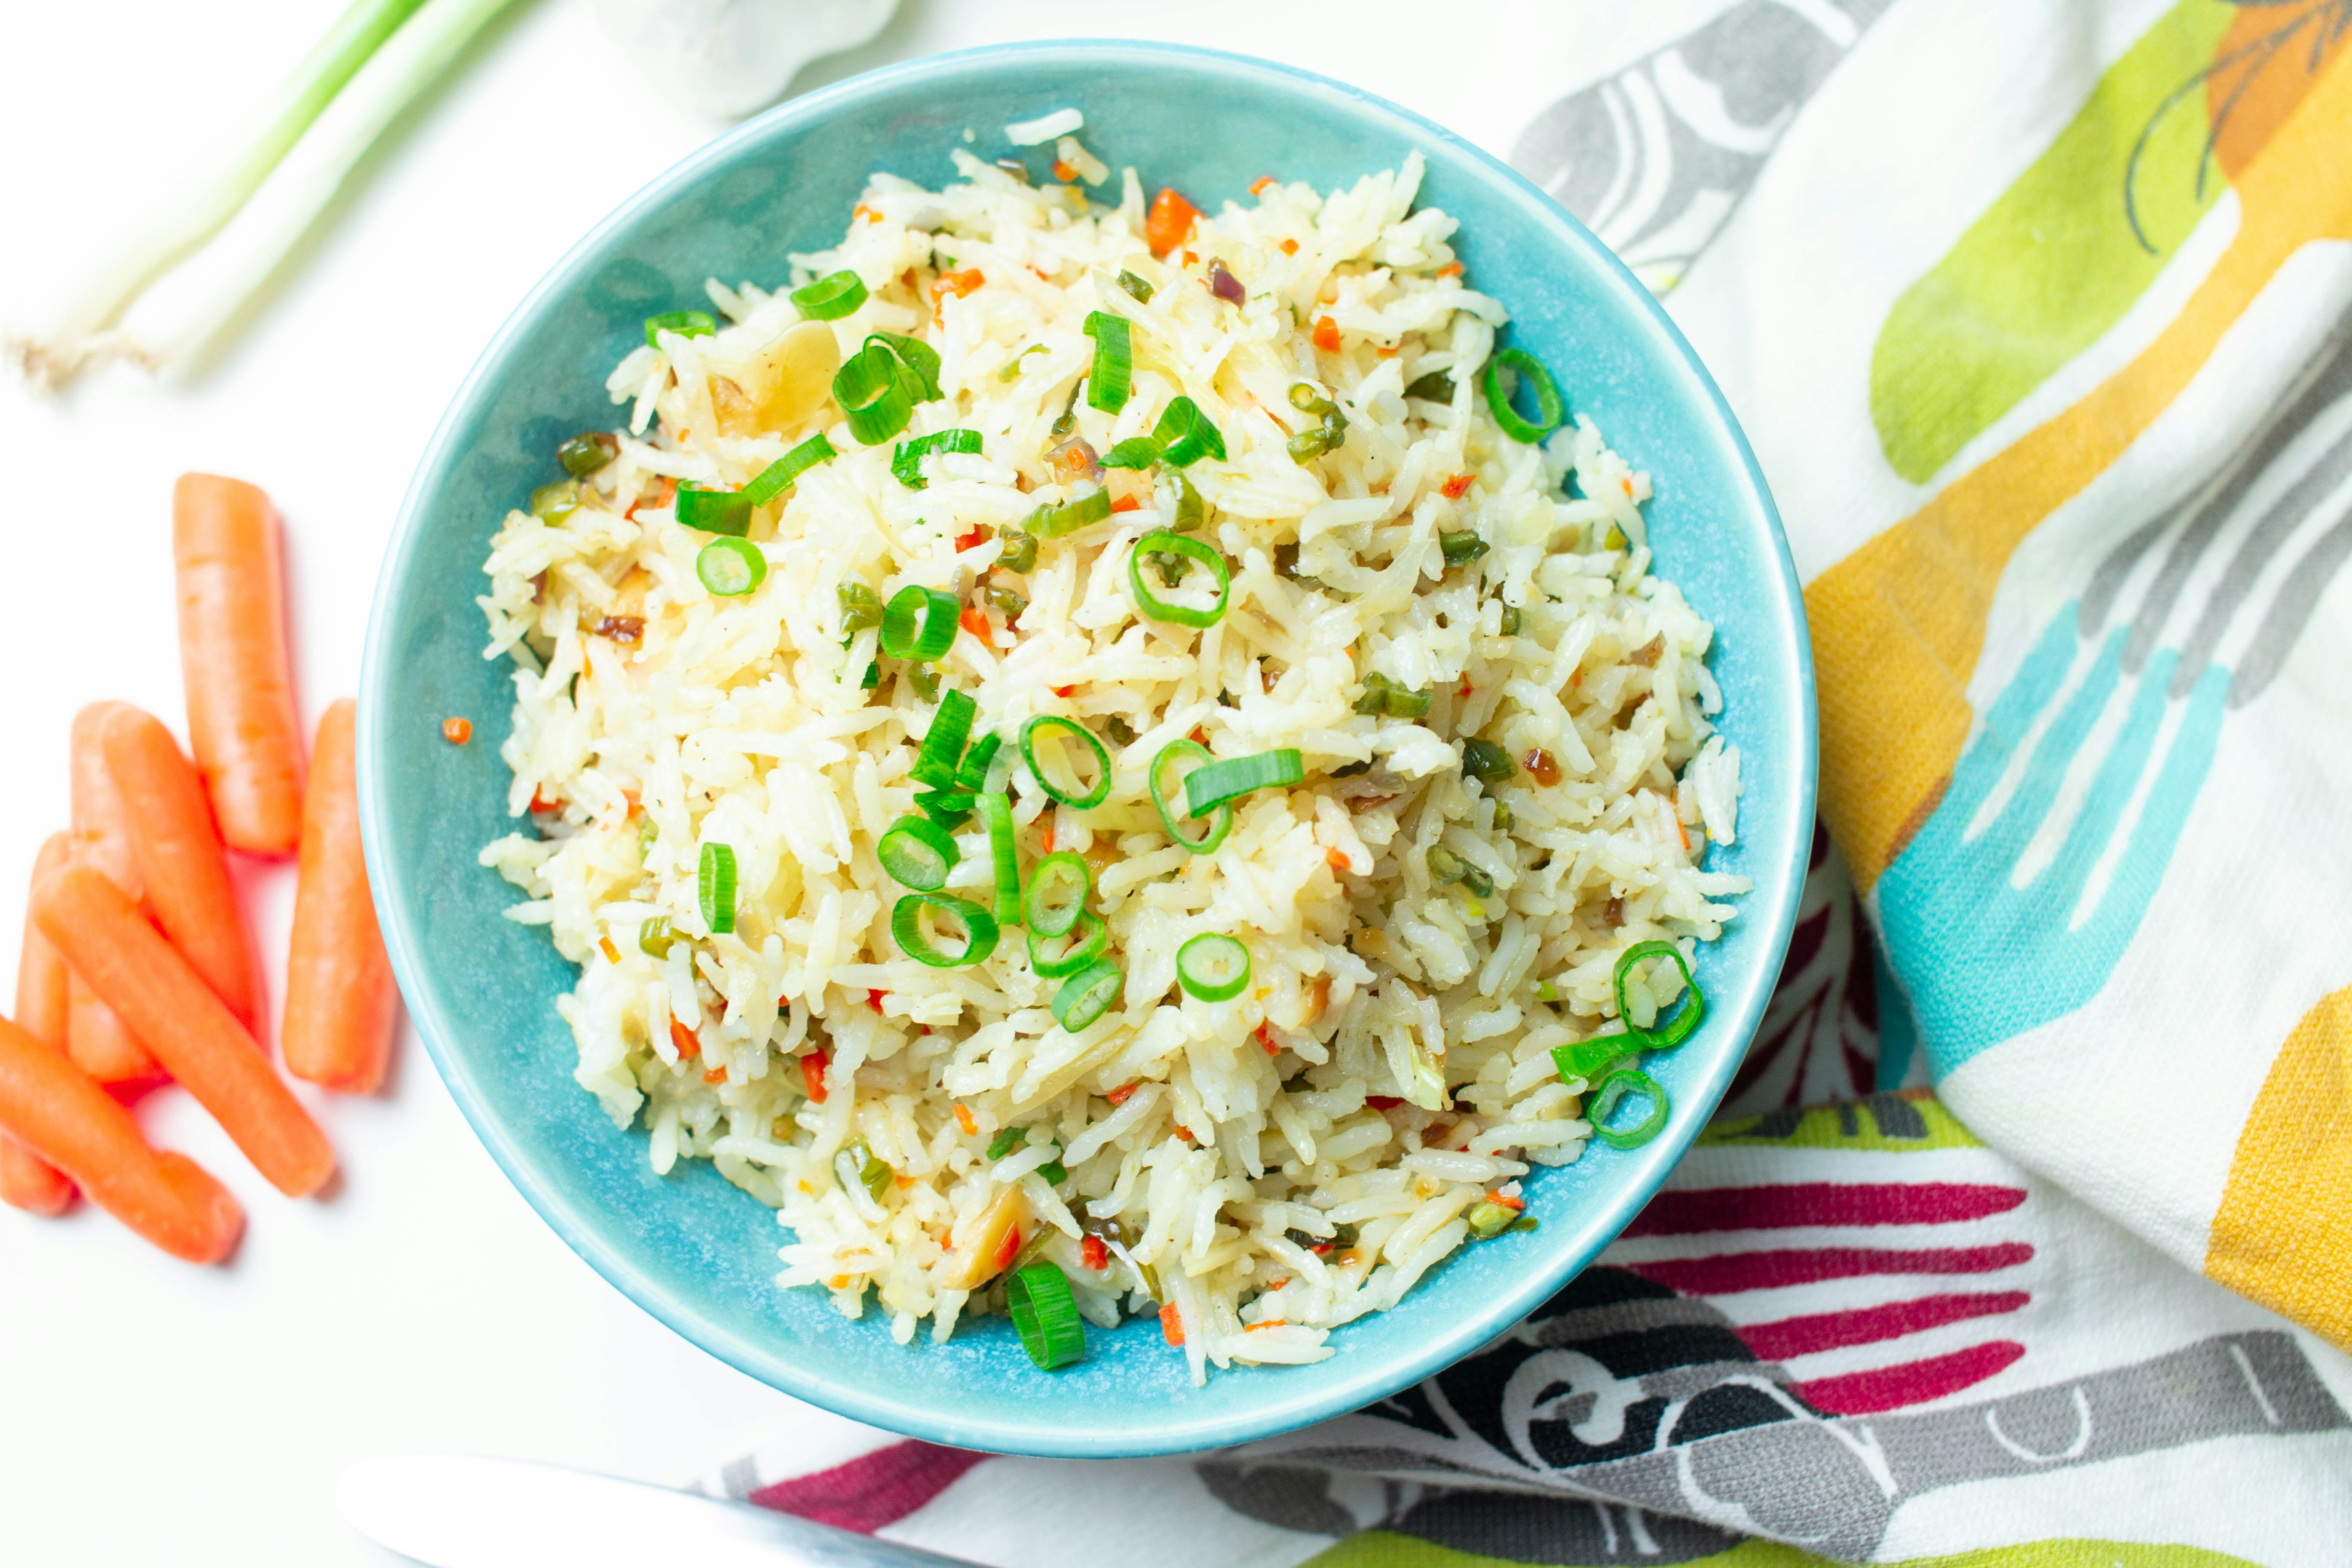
top-left (1437, 260), bottom-right (1463, 278)
top-left (1160, 1301), bottom-right (1185, 1345)
top-left (1280, 239), bottom-right (1298, 255)
top-left (442, 718), bottom-right (471, 744)
top-left (1109, 493), bottom-right (1142, 513)
top-left (1250, 175), bottom-right (1277, 196)
top-left (802, 1050), bottom-right (828, 1102)
top-left (1051, 685), bottom-right (1075, 698)
top-left (1147, 188), bottom-right (1201, 257)
top-left (598, 936), bottom-right (622, 965)
top-left (1312, 317), bottom-right (1341, 353)
top-left (955, 527), bottom-right (985, 552)
top-left (1441, 473), bottom-right (1475, 499)
top-left (953, 1103), bottom-right (977, 1136)
top-left (103, 705), bottom-right (260, 1026)
top-left (1081, 1233), bottom-right (1107, 1272)
top-left (867, 988), bottom-right (887, 1014)
top-left (34, 865), bottom-right (334, 1198)
top-left (960, 605), bottom-right (990, 640)
top-left (4, 833), bottom-right (79, 1215)
top-left (1256, 1023), bottom-right (1280, 1057)
top-left (1326, 846), bottom-right (1351, 873)
top-left (1487, 1190), bottom-right (1525, 1211)
top-left (1052, 159), bottom-right (1078, 182)
top-left (173, 475), bottom-right (305, 857)
top-left (1105, 1083), bottom-right (1138, 1107)
top-left (668, 1017), bottom-right (701, 1061)
top-left (931, 269), bottom-right (984, 303)
top-left (703, 1066), bottom-right (728, 1084)
top-left (0, 1014), bottom-right (242, 1262)
top-left (853, 204), bottom-right (882, 224)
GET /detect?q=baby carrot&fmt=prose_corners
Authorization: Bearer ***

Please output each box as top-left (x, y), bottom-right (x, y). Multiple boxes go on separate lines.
top-left (174, 473), bottom-right (305, 858)
top-left (0, 1014), bottom-right (242, 1262)
top-left (35, 865), bottom-right (335, 1198)
top-left (102, 705), bottom-right (260, 1025)
top-left (67, 706), bottom-right (162, 1086)
top-left (283, 700), bottom-right (398, 1093)
top-left (3, 833), bottom-right (78, 1215)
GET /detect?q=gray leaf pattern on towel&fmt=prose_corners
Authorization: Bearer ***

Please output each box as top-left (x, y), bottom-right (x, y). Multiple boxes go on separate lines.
top-left (1512, 0), bottom-right (1893, 293)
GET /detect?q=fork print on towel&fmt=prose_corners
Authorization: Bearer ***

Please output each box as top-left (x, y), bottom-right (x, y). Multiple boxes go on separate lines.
top-left (1878, 301), bottom-right (2352, 1078)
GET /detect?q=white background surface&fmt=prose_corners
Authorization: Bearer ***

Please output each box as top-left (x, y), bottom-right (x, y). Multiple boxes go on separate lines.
top-left (0, 2), bottom-right (1692, 1562)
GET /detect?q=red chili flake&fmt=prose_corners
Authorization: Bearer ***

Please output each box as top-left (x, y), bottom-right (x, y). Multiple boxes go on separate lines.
top-left (1459, 679), bottom-right (1473, 698)
top-left (669, 1017), bottom-right (702, 1061)
top-left (801, 1051), bottom-right (829, 1102)
top-left (624, 476), bottom-right (677, 521)
top-left (960, 605), bottom-right (991, 640)
top-left (867, 988), bottom-right (887, 1014)
top-left (1082, 1234), bottom-right (1108, 1272)
top-left (1441, 473), bottom-right (1475, 500)
top-left (1188, 726), bottom-right (1208, 745)
top-left (1250, 175), bottom-right (1278, 196)
top-left (1105, 1083), bottom-right (1139, 1107)
top-left (1312, 316), bottom-right (1341, 353)
top-left (1039, 822), bottom-right (1055, 854)
top-left (441, 717), bottom-right (472, 745)
top-left (1052, 684), bottom-right (1075, 698)
top-left (530, 787), bottom-right (558, 813)
top-left (1366, 1095), bottom-right (1403, 1110)
top-left (703, 1066), bottom-right (728, 1084)
top-left (1487, 1190), bottom-right (1526, 1212)
top-left (1256, 1023), bottom-right (1280, 1057)
top-left (992, 1224), bottom-right (1023, 1274)
top-left (1159, 1302), bottom-right (1185, 1345)
top-left (955, 527), bottom-right (986, 552)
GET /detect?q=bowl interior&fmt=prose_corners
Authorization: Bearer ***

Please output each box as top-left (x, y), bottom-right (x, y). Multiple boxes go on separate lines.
top-left (359, 41), bottom-right (1815, 1458)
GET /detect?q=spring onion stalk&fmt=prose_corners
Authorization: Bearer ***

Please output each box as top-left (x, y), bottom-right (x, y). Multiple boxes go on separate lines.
top-left (1586, 1068), bottom-right (1669, 1149)
top-left (1082, 311), bottom-right (1132, 412)
top-left (1182, 749), bottom-right (1304, 818)
top-left (1023, 852), bottom-right (1090, 937)
top-left (1019, 716), bottom-right (1112, 808)
top-left (695, 537), bottom-right (767, 596)
top-left (835, 342), bottom-right (919, 444)
top-left (637, 916), bottom-right (674, 958)
top-left (1611, 939), bottom-right (1706, 1050)
top-left (1466, 1200), bottom-right (1522, 1239)
top-left (1148, 740), bottom-right (1232, 854)
top-left (790, 270), bottom-right (867, 321)
top-left (1127, 532), bottom-right (1230, 627)
top-left (698, 843), bottom-right (737, 935)
top-left (1024, 488), bottom-right (1113, 538)
top-left (1007, 1263), bottom-right (1088, 1369)
top-left (530, 481), bottom-right (580, 523)
top-left (644, 310), bottom-right (716, 345)
top-left (912, 690), bottom-right (978, 787)
top-left (980, 790), bottom-right (1022, 922)
top-left (1484, 347), bottom-right (1565, 443)
top-left (11, 0), bottom-right (520, 390)
top-left (880, 585), bottom-right (959, 660)
top-left (1051, 957), bottom-right (1124, 1031)
top-left (891, 894), bottom-right (999, 968)
top-left (1175, 934), bottom-right (1250, 1002)
top-left (876, 815), bottom-right (958, 891)
top-left (953, 731), bottom-right (1003, 793)
top-left (986, 1126), bottom-right (1027, 1160)
top-left (744, 434), bottom-right (837, 505)
top-left (1028, 911), bottom-right (1108, 978)
top-left (891, 428), bottom-right (982, 489)
top-left (866, 332), bottom-right (943, 401)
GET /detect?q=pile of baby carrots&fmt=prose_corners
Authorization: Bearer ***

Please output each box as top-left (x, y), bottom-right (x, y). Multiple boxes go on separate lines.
top-left (0, 474), bottom-right (398, 1263)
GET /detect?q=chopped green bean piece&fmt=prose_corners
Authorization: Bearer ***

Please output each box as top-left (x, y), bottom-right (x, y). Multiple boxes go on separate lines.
top-left (1461, 737), bottom-right (1516, 782)
top-left (984, 585), bottom-right (1028, 618)
top-left (998, 531), bottom-right (1039, 573)
top-left (1440, 530), bottom-right (1490, 567)
top-left (558, 432), bottom-right (616, 477)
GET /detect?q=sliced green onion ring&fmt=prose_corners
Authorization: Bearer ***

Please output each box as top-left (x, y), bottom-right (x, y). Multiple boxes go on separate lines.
top-left (979, 790), bottom-right (1022, 922)
top-left (638, 916), bottom-right (674, 958)
top-left (1023, 851), bottom-right (1091, 937)
top-left (698, 843), bottom-right (737, 935)
top-left (1148, 740), bottom-right (1233, 854)
top-left (1024, 487), bottom-right (1112, 539)
top-left (790, 270), bottom-right (867, 321)
top-left (1127, 531), bottom-right (1230, 628)
top-left (912, 689), bottom-right (978, 787)
top-left (1483, 347), bottom-right (1565, 444)
top-left (1182, 749), bottom-right (1304, 818)
top-left (834, 343), bottom-right (918, 445)
top-left (891, 428), bottom-right (982, 490)
top-left (696, 536), bottom-right (767, 596)
top-left (953, 731), bottom-right (1002, 793)
top-left (1083, 311), bottom-right (1131, 413)
top-left (1175, 933), bottom-right (1251, 1002)
top-left (742, 434), bottom-right (836, 506)
top-left (643, 309), bottom-right (715, 346)
top-left (1028, 910), bottom-right (1108, 978)
top-left (675, 483), bottom-right (753, 536)
top-left (1007, 1262), bottom-right (1088, 1369)
top-left (1613, 939), bottom-right (1706, 1051)
top-left (866, 331), bottom-right (943, 402)
top-left (1051, 957), bottom-right (1124, 1031)
top-left (1020, 716), bottom-right (1111, 808)
top-left (1151, 396), bottom-right (1227, 467)
top-left (876, 815), bottom-right (958, 891)
top-left (1586, 1068), bottom-right (1669, 1150)
top-left (881, 585), bottom-right (960, 660)
top-left (891, 893), bottom-right (1000, 968)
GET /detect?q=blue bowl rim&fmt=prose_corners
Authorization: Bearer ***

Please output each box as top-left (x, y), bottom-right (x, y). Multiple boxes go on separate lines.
top-left (359, 36), bottom-right (1819, 1458)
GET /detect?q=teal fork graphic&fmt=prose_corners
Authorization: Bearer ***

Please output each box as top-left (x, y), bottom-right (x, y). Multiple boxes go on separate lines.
top-left (1876, 603), bottom-right (2226, 1079)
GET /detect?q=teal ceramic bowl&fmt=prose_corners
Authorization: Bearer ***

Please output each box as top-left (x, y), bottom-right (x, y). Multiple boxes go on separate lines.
top-left (360, 40), bottom-right (1815, 1459)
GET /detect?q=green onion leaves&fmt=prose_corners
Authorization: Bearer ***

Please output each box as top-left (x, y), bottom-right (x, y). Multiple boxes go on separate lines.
top-left (892, 428), bottom-right (981, 489)
top-left (644, 310), bottom-right (716, 346)
top-left (891, 893), bottom-right (999, 968)
top-left (1176, 934), bottom-right (1250, 1002)
top-left (1007, 1262), bottom-right (1087, 1369)
top-left (880, 585), bottom-right (960, 661)
top-left (867, 332), bottom-right (943, 402)
top-left (913, 691), bottom-right (978, 787)
top-left (1019, 717), bottom-right (1111, 808)
top-left (1182, 749), bottom-right (1303, 818)
top-left (1127, 532), bottom-right (1230, 627)
top-left (698, 843), bottom-right (737, 935)
top-left (744, 434), bottom-right (837, 505)
top-left (1023, 488), bottom-right (1112, 539)
top-left (696, 536), bottom-right (766, 596)
top-left (980, 790), bottom-right (1022, 922)
top-left (790, 270), bottom-right (867, 321)
top-left (1483, 347), bottom-right (1565, 444)
top-left (834, 341), bottom-right (920, 445)
top-left (1093, 398), bottom-right (1226, 472)
top-left (1083, 311), bottom-right (1132, 413)
top-left (1460, 737), bottom-right (1516, 783)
